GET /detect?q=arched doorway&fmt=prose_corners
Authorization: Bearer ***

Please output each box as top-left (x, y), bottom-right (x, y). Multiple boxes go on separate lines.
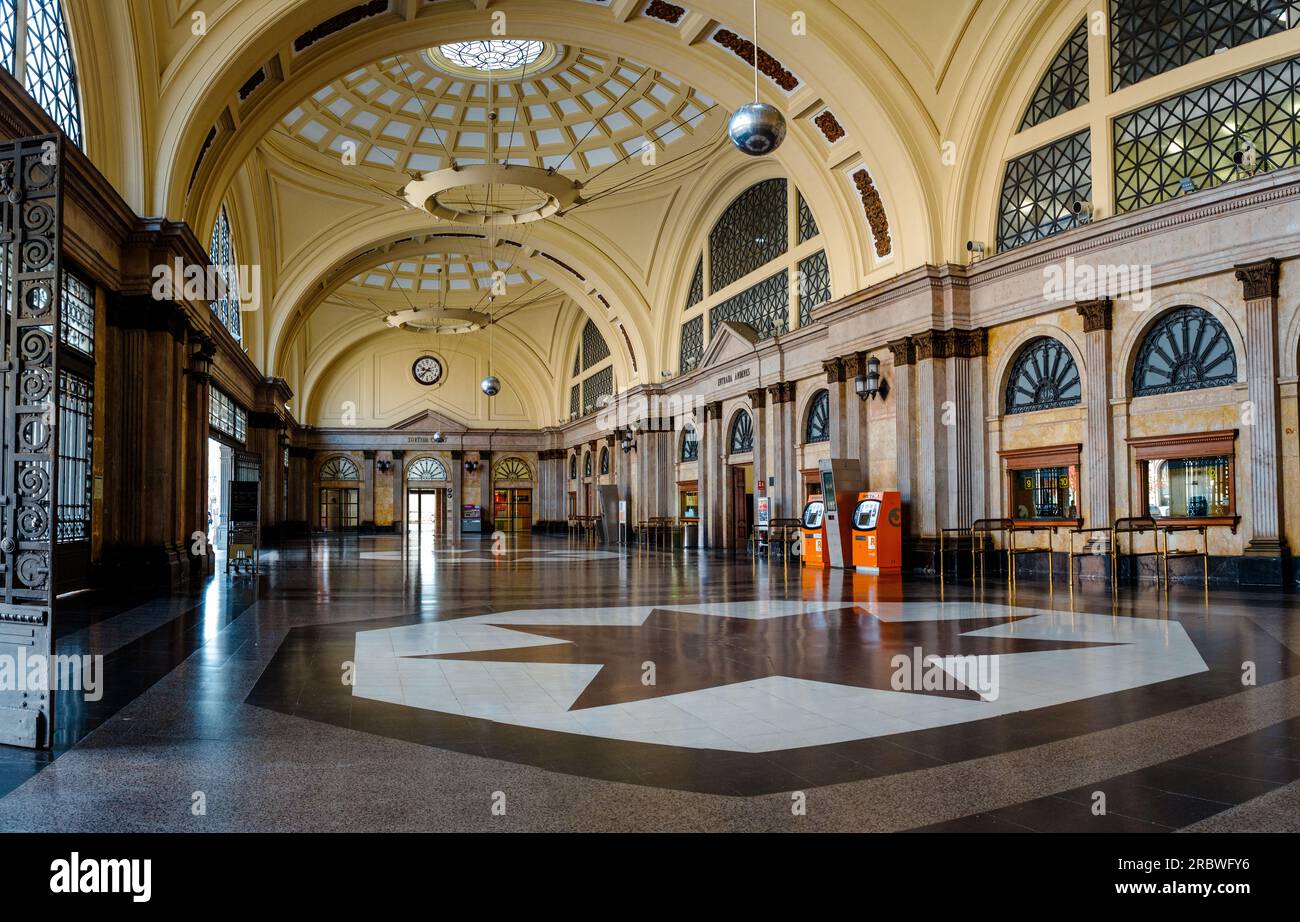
top-left (318, 456), bottom-right (362, 531)
top-left (492, 457), bottom-right (534, 533)
top-left (405, 456), bottom-right (449, 538)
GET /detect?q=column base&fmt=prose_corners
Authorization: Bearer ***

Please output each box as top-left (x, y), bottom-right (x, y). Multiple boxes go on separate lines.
top-left (1241, 538), bottom-right (1290, 588)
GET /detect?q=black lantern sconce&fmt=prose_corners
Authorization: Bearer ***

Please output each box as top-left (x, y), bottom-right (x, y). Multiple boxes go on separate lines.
top-left (855, 355), bottom-right (889, 401)
top-left (464, 460), bottom-right (479, 473)
top-left (617, 427), bottom-right (637, 454)
top-left (376, 459), bottom-right (392, 473)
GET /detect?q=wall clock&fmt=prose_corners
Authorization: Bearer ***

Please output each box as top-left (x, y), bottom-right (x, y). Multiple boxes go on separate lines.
top-left (412, 355), bottom-right (443, 386)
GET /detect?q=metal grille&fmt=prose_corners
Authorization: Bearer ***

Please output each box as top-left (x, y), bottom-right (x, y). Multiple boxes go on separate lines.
top-left (583, 451), bottom-right (592, 477)
top-left (599, 447), bottom-right (609, 474)
top-left (209, 386), bottom-right (247, 443)
top-left (729, 410), bottom-right (754, 454)
top-left (569, 383), bottom-right (580, 417)
top-left (59, 268), bottom-right (92, 354)
top-left (1110, 0), bottom-right (1300, 91)
top-left (582, 365), bottom-right (613, 412)
top-left (797, 190), bottom-right (820, 242)
top-left (710, 270), bottom-right (789, 341)
top-left (408, 457), bottom-right (448, 480)
top-left (686, 256), bottom-right (703, 307)
top-left (208, 205), bottom-right (242, 342)
top-left (493, 457), bottom-right (531, 480)
top-left (708, 178), bottom-right (788, 292)
top-left (581, 318), bottom-right (609, 370)
top-left (320, 456), bottom-right (360, 481)
top-left (55, 369), bottom-right (90, 543)
top-left (0, 1), bottom-right (14, 76)
top-left (681, 426), bottom-right (698, 461)
top-left (235, 450), bottom-right (260, 482)
top-left (569, 453), bottom-right (577, 479)
top-left (679, 315), bottom-right (703, 372)
top-left (1020, 19), bottom-right (1089, 130)
top-left (20, 0), bottom-right (82, 146)
top-left (1132, 306), bottom-right (1237, 396)
top-left (805, 389), bottom-right (829, 443)
top-left (997, 129), bottom-right (1091, 252)
top-left (1113, 54), bottom-right (1300, 214)
top-left (797, 250), bottom-right (831, 327)
top-left (1005, 337), bottom-right (1082, 414)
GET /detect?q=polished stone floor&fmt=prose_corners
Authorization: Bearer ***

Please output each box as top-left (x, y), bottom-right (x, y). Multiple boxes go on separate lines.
top-left (1, 532), bottom-right (1299, 831)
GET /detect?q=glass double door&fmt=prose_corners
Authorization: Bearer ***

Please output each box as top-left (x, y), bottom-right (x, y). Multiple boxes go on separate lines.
top-left (493, 488), bottom-right (532, 533)
top-left (320, 488), bottom-right (359, 531)
top-left (407, 489), bottom-right (443, 534)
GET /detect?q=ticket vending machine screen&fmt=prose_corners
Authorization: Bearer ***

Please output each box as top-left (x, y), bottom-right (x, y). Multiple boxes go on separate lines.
top-left (853, 499), bottom-right (880, 530)
top-left (802, 500), bottom-right (825, 529)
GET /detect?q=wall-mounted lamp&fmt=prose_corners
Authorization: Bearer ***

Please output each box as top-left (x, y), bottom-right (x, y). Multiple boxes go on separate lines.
top-left (464, 460), bottom-right (479, 473)
top-left (377, 459), bottom-right (392, 473)
top-left (855, 355), bottom-right (889, 401)
top-left (617, 427), bottom-right (637, 453)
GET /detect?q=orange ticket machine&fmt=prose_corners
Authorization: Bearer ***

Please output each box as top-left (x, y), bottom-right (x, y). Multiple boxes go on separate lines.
top-left (802, 458), bottom-right (863, 568)
top-left (851, 491), bottom-right (903, 572)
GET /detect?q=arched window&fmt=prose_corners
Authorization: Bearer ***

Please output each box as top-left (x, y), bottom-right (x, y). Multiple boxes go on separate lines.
top-left (729, 411), bottom-right (753, 454)
top-left (493, 457), bottom-right (531, 480)
top-left (407, 457), bottom-right (448, 481)
top-left (568, 319), bottom-right (613, 418)
top-left (1019, 20), bottom-right (1089, 131)
top-left (805, 390), bottom-right (830, 442)
top-left (680, 425), bottom-right (698, 462)
top-left (569, 454), bottom-right (577, 480)
top-left (1133, 306), bottom-right (1237, 397)
top-left (596, 447), bottom-right (607, 475)
top-left (709, 179), bottom-right (788, 291)
top-left (320, 456), bottom-right (360, 481)
top-left (1, 0), bottom-right (82, 146)
top-left (1005, 337), bottom-right (1082, 414)
top-left (583, 452), bottom-right (592, 477)
top-left (209, 206), bottom-right (242, 342)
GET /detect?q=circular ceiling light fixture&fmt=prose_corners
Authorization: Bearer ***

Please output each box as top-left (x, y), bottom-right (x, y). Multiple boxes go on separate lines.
top-left (403, 164), bottom-right (582, 226)
top-left (384, 306), bottom-right (490, 334)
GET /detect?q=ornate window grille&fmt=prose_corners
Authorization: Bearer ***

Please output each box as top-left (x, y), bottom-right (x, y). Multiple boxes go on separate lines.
top-left (582, 365), bottom-right (613, 413)
top-left (997, 129), bottom-right (1091, 252)
top-left (1132, 306), bottom-right (1237, 396)
top-left (679, 315), bottom-right (704, 373)
top-left (209, 386), bottom-right (247, 443)
top-left (408, 457), bottom-right (448, 480)
top-left (681, 425), bottom-right (698, 462)
top-left (209, 205), bottom-right (243, 342)
top-left (320, 456), bottom-right (360, 481)
top-left (1109, 0), bottom-right (1300, 91)
top-left (686, 257), bottom-right (704, 308)
top-left (60, 268), bottom-right (93, 355)
top-left (797, 189), bottom-right (820, 243)
top-left (569, 383), bottom-right (580, 417)
top-left (1020, 20), bottom-right (1089, 130)
top-left (580, 318), bottom-right (610, 370)
top-left (1005, 337), bottom-right (1082, 414)
top-left (493, 457), bottom-right (531, 480)
top-left (709, 270), bottom-right (789, 341)
top-left (0, 1), bottom-right (82, 146)
top-left (805, 389), bottom-right (830, 442)
top-left (797, 250), bottom-right (831, 327)
top-left (569, 454), bottom-right (578, 480)
top-left (56, 369), bottom-right (92, 543)
top-left (708, 178), bottom-right (788, 292)
top-left (599, 447), bottom-right (609, 475)
top-left (729, 411), bottom-right (754, 454)
top-left (1113, 54), bottom-right (1300, 214)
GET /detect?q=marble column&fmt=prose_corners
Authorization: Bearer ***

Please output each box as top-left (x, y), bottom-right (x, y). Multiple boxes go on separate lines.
top-left (450, 451), bottom-right (464, 536)
top-left (912, 331), bottom-right (947, 536)
top-left (1235, 259), bottom-right (1288, 582)
top-left (748, 388), bottom-right (767, 516)
top-left (823, 358), bottom-right (847, 458)
top-left (1077, 299), bottom-right (1114, 532)
top-left (888, 339), bottom-right (915, 536)
top-left (701, 400), bottom-right (723, 547)
top-left (765, 383), bottom-right (786, 519)
top-left (185, 336), bottom-right (215, 574)
top-left (842, 351), bottom-right (870, 477)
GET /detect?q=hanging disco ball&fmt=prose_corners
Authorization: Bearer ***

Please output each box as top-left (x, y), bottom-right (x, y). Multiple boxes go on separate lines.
top-left (480, 375), bottom-right (501, 396)
top-left (727, 102), bottom-right (787, 156)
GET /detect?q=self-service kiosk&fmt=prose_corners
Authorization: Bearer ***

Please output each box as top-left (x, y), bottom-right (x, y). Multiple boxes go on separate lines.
top-left (802, 458), bottom-right (863, 568)
top-left (851, 491), bottom-right (902, 572)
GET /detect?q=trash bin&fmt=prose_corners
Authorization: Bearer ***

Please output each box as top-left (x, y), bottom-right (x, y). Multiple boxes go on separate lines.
top-left (682, 522), bottom-right (698, 547)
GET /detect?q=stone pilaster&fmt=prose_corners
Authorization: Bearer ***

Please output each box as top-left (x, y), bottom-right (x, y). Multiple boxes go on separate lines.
top-left (888, 338), bottom-right (915, 535)
top-left (1077, 299), bottom-right (1114, 532)
top-left (701, 400), bottom-right (724, 547)
top-left (450, 451), bottom-right (464, 536)
top-left (1234, 259), bottom-right (1288, 581)
top-left (185, 335), bottom-right (216, 574)
top-left (747, 388), bottom-right (767, 517)
top-left (823, 357), bottom-right (847, 458)
top-left (842, 352), bottom-right (870, 477)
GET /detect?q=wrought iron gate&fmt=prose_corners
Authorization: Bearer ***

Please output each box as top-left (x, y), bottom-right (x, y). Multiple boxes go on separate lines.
top-left (0, 135), bottom-right (62, 749)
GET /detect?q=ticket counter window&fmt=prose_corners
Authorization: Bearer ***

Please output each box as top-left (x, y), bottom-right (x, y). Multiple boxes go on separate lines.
top-left (680, 490), bottom-right (698, 519)
top-left (1144, 456), bottom-right (1231, 518)
top-left (1009, 465), bottom-right (1078, 520)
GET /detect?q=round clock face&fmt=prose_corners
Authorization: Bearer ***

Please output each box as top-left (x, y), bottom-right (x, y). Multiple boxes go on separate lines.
top-left (412, 355), bottom-right (443, 386)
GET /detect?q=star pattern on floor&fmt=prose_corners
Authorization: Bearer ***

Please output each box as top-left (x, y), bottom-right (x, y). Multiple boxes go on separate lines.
top-left (409, 607), bottom-right (1125, 710)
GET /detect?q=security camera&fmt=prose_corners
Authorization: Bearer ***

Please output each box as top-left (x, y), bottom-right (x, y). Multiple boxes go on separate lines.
top-left (965, 240), bottom-right (985, 261)
top-left (1071, 199), bottom-right (1094, 221)
top-left (1234, 142), bottom-right (1259, 172)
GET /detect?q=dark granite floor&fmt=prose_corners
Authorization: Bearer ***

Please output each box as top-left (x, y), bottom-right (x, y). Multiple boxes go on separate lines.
top-left (1, 532), bottom-right (1298, 831)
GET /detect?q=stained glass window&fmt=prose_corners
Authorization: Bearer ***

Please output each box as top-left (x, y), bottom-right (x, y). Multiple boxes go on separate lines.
top-left (797, 250), bottom-right (831, 327)
top-left (797, 190), bottom-right (820, 243)
top-left (209, 206), bottom-right (243, 342)
top-left (320, 456), bottom-right (361, 481)
top-left (1113, 55), bottom-right (1300, 214)
top-left (729, 411), bottom-right (754, 454)
top-left (681, 425), bottom-right (698, 462)
top-left (1132, 306), bottom-right (1237, 396)
top-left (493, 457), bottom-right (532, 480)
top-left (710, 270), bottom-right (789, 341)
top-left (805, 390), bottom-right (829, 443)
top-left (1005, 337), bottom-right (1082, 414)
top-left (679, 315), bottom-right (704, 373)
top-left (708, 179), bottom-right (788, 292)
top-left (407, 457), bottom-right (448, 480)
top-left (1020, 19), bottom-right (1089, 130)
top-left (0, 0), bottom-right (82, 146)
top-left (997, 130), bottom-right (1091, 252)
top-left (1110, 0), bottom-right (1300, 91)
